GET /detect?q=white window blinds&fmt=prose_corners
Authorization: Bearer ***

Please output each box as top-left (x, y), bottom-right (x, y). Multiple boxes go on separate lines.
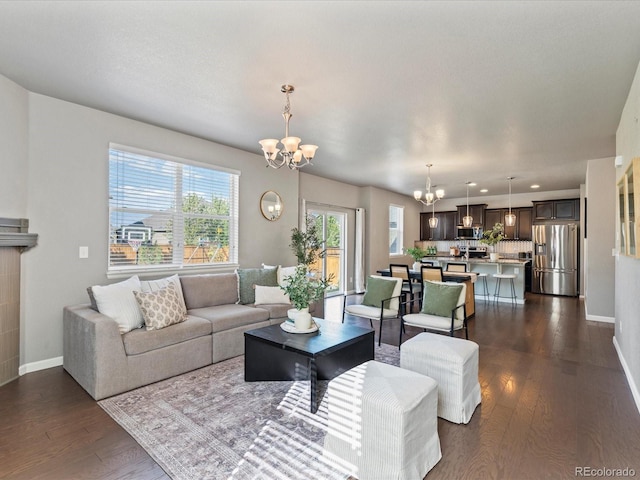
top-left (108, 144), bottom-right (239, 272)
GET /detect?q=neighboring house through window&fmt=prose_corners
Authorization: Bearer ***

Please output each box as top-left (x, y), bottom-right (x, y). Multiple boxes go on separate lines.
top-left (108, 144), bottom-right (239, 273)
top-left (389, 204), bottom-right (404, 255)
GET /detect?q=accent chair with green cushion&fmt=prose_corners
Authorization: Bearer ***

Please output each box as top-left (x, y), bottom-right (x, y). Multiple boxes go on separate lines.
top-left (399, 280), bottom-right (468, 344)
top-left (342, 275), bottom-right (403, 346)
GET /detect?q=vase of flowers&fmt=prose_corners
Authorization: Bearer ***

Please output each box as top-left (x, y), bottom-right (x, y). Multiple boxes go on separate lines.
top-left (479, 222), bottom-right (504, 261)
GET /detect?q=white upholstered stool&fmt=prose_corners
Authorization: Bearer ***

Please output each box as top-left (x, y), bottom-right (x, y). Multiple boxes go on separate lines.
top-left (400, 332), bottom-right (481, 424)
top-left (493, 273), bottom-right (517, 305)
top-left (323, 360), bottom-right (441, 480)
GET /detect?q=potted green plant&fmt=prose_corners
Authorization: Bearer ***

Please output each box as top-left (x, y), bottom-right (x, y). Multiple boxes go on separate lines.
top-left (406, 246), bottom-right (428, 271)
top-left (283, 214), bottom-right (333, 330)
top-left (479, 222), bottom-right (504, 261)
top-left (281, 265), bottom-right (331, 329)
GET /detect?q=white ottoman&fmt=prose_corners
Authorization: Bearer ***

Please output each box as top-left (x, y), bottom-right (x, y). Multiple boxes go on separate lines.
top-left (401, 332), bottom-right (481, 424)
top-left (323, 360), bottom-right (441, 480)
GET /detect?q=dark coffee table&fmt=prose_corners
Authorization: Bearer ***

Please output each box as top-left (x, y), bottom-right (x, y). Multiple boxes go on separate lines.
top-left (244, 318), bottom-right (374, 413)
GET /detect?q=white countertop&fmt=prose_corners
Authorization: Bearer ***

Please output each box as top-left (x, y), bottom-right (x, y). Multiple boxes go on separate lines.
top-left (426, 256), bottom-right (530, 265)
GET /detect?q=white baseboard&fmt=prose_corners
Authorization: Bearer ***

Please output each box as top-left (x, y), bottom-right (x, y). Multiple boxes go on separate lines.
top-left (19, 356), bottom-right (63, 376)
top-left (613, 336), bottom-right (640, 415)
top-left (585, 313), bottom-right (615, 323)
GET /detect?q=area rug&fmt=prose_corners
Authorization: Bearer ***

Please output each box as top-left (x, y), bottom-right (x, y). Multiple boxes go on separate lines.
top-left (99, 343), bottom-right (401, 480)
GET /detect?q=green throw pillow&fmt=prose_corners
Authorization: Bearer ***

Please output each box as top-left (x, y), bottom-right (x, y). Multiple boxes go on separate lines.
top-left (421, 281), bottom-right (463, 317)
top-left (362, 276), bottom-right (397, 308)
top-left (237, 267), bottom-right (278, 304)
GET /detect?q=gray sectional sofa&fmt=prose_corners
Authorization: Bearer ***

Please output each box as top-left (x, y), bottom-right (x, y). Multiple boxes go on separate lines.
top-left (63, 271), bottom-right (322, 400)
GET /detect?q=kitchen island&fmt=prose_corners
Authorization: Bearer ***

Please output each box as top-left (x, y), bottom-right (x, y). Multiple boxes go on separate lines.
top-left (426, 256), bottom-right (531, 304)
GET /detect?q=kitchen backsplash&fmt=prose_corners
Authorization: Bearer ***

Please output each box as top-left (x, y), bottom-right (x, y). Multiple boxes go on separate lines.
top-left (414, 240), bottom-right (533, 258)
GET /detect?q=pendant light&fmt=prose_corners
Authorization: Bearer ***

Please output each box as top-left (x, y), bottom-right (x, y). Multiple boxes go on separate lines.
top-left (429, 201), bottom-right (438, 228)
top-left (463, 182), bottom-right (473, 227)
top-left (505, 176), bottom-right (516, 227)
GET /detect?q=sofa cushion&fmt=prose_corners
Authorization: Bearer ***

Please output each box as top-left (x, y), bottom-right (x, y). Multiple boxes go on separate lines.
top-left (255, 285), bottom-right (290, 305)
top-left (256, 303), bottom-right (291, 320)
top-left (122, 315), bottom-right (212, 356)
top-left (187, 304), bottom-right (270, 333)
top-left (133, 283), bottom-right (187, 331)
top-left (237, 267), bottom-right (278, 304)
top-left (91, 275), bottom-right (144, 334)
top-left (180, 273), bottom-right (239, 309)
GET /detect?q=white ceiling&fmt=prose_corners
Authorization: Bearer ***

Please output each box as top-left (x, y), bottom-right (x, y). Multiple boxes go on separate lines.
top-left (2, 1), bottom-right (640, 199)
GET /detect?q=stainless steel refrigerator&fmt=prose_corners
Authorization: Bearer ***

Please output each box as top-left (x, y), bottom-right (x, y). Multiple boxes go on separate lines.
top-left (532, 223), bottom-right (579, 296)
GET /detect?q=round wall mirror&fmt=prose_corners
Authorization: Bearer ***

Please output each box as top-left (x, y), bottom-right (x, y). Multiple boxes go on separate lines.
top-left (260, 190), bottom-right (283, 221)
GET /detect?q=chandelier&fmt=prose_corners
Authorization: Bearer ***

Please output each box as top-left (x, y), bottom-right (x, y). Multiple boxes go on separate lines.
top-left (414, 164), bottom-right (445, 206)
top-left (259, 84), bottom-right (318, 170)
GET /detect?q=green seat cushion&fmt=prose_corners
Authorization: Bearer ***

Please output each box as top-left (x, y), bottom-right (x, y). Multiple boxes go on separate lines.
top-left (421, 281), bottom-right (463, 317)
top-left (237, 267), bottom-right (278, 304)
top-left (362, 276), bottom-right (397, 308)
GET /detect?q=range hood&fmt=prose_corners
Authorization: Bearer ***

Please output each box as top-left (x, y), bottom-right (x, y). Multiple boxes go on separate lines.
top-left (0, 218), bottom-right (38, 249)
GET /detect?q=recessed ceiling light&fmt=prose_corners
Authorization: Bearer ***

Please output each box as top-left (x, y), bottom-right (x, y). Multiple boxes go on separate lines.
top-left (468, 182), bottom-right (477, 187)
top-left (530, 184), bottom-right (540, 189)
top-left (480, 189), bottom-right (488, 193)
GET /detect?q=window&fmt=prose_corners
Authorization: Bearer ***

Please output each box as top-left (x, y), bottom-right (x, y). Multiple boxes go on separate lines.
top-left (108, 144), bottom-right (239, 273)
top-left (389, 204), bottom-right (404, 255)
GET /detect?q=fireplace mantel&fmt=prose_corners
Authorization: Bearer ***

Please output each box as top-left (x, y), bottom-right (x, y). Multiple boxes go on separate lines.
top-left (0, 232), bottom-right (38, 249)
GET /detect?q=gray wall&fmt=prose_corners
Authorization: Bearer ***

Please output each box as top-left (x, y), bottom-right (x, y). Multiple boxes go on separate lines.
top-left (615, 59), bottom-right (640, 412)
top-left (0, 75), bottom-right (28, 218)
top-left (7, 83), bottom-right (299, 368)
top-left (584, 157), bottom-right (616, 320)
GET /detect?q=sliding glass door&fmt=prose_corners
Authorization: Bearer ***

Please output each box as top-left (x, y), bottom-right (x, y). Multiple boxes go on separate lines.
top-left (308, 209), bottom-right (346, 297)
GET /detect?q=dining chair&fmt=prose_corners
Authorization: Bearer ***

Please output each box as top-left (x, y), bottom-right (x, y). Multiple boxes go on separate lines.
top-left (445, 262), bottom-right (468, 272)
top-left (420, 260), bottom-right (435, 266)
top-left (390, 263), bottom-right (421, 312)
top-left (420, 265), bottom-right (443, 283)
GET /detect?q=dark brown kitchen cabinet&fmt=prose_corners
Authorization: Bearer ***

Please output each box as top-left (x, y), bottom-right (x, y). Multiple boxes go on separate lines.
top-left (516, 207), bottom-right (533, 240)
top-left (420, 211), bottom-right (457, 240)
top-left (456, 204), bottom-right (486, 227)
top-left (532, 199), bottom-right (579, 220)
top-left (484, 209), bottom-right (502, 231)
top-left (483, 207), bottom-right (533, 240)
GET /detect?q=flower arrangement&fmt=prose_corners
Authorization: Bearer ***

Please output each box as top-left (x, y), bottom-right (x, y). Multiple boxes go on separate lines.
top-left (405, 246), bottom-right (428, 262)
top-left (479, 222), bottom-right (505, 246)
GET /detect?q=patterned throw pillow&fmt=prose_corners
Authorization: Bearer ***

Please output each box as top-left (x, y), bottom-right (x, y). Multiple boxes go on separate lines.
top-left (133, 282), bottom-right (187, 331)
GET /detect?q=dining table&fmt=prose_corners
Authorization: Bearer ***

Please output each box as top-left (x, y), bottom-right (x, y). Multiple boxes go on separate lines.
top-left (376, 268), bottom-right (477, 317)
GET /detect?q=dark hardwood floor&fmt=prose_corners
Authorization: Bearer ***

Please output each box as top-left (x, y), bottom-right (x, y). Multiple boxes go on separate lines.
top-left (2, 293), bottom-right (639, 479)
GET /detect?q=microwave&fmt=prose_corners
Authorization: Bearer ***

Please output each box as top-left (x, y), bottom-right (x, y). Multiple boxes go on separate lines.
top-left (456, 226), bottom-right (482, 240)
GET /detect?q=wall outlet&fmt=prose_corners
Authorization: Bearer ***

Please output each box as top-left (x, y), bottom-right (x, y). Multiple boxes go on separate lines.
top-left (79, 246), bottom-right (89, 259)
top-left (514, 267), bottom-right (519, 274)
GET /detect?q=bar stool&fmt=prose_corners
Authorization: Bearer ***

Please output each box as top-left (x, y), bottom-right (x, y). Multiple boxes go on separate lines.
top-left (493, 273), bottom-right (517, 305)
top-left (477, 273), bottom-right (489, 300)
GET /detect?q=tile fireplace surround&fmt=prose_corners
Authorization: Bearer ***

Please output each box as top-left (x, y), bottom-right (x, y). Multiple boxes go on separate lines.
top-left (0, 218), bottom-right (37, 386)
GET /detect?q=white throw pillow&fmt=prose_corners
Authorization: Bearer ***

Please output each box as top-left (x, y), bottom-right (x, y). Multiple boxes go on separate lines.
top-left (91, 275), bottom-right (144, 334)
top-left (278, 266), bottom-right (298, 287)
top-left (140, 274), bottom-right (186, 312)
top-left (254, 285), bottom-right (291, 305)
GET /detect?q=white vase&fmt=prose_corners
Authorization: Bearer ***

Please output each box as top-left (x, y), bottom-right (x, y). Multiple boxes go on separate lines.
top-left (293, 307), bottom-right (312, 330)
top-left (490, 252), bottom-right (499, 262)
top-left (413, 261), bottom-right (422, 272)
